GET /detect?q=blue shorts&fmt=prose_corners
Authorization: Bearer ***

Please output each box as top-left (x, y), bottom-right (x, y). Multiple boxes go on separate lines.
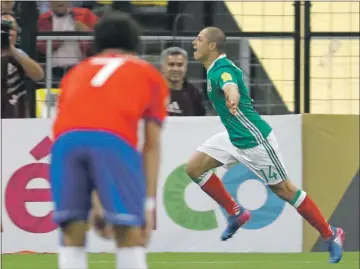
top-left (50, 130), bottom-right (145, 227)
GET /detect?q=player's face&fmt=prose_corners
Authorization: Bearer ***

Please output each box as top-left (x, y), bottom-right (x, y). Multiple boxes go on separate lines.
top-left (163, 54), bottom-right (187, 84)
top-left (192, 29), bottom-right (211, 62)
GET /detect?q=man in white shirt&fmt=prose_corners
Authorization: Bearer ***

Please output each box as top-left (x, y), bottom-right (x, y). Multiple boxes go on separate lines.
top-left (37, 1), bottom-right (98, 86)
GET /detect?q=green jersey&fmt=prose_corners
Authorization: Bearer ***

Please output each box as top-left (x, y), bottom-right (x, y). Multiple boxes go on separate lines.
top-left (206, 55), bottom-right (272, 149)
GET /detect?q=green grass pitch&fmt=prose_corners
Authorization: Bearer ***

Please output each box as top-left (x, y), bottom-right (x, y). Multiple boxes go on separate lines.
top-left (2, 252), bottom-right (359, 269)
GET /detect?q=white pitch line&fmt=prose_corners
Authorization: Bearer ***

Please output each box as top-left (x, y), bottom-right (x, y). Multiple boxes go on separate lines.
top-left (91, 260), bottom-right (359, 265)
top-left (3, 260), bottom-right (359, 265)
top-left (155, 261), bottom-right (313, 264)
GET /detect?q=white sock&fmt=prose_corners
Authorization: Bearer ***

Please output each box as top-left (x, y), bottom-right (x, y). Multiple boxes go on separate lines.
top-left (58, 247), bottom-right (88, 269)
top-left (116, 247), bottom-right (147, 269)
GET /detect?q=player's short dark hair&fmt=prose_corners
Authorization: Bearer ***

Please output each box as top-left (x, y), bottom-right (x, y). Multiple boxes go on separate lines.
top-left (94, 11), bottom-right (141, 53)
top-left (205, 27), bottom-right (226, 54)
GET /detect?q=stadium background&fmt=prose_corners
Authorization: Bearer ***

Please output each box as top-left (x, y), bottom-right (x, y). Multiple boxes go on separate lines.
top-left (1, 1), bottom-right (359, 268)
top-left (12, 1), bottom-right (358, 117)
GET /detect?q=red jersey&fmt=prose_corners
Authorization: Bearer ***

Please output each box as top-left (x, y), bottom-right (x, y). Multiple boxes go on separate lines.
top-left (53, 53), bottom-right (169, 147)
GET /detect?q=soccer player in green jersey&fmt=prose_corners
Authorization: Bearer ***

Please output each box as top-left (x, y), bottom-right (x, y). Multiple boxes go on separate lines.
top-left (185, 27), bottom-right (344, 263)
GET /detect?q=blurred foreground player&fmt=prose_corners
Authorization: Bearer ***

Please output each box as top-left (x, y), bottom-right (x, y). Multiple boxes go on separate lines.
top-left (186, 27), bottom-right (344, 263)
top-left (50, 11), bottom-right (168, 269)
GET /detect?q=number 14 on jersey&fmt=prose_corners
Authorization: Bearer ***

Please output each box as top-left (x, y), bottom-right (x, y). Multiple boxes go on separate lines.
top-left (259, 166), bottom-right (278, 182)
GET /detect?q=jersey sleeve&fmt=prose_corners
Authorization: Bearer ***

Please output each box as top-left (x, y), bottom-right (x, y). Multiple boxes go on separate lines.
top-left (217, 67), bottom-right (238, 90)
top-left (143, 67), bottom-right (169, 125)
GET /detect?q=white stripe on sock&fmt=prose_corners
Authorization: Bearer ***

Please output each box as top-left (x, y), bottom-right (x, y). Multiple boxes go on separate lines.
top-left (198, 171), bottom-right (212, 187)
top-left (294, 191), bottom-right (307, 208)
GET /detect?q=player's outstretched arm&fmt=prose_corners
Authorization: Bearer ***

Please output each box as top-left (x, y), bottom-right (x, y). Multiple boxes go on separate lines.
top-left (223, 83), bottom-right (240, 115)
top-left (218, 70), bottom-right (240, 115)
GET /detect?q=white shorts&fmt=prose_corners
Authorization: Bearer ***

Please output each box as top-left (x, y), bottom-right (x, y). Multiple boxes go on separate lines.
top-left (197, 131), bottom-right (288, 185)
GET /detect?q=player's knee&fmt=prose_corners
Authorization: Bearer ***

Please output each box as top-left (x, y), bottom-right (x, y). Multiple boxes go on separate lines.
top-left (113, 225), bottom-right (145, 247)
top-left (269, 179), bottom-right (298, 202)
top-left (186, 152), bottom-right (218, 180)
top-left (185, 161), bottom-right (201, 179)
top-left (61, 221), bottom-right (88, 246)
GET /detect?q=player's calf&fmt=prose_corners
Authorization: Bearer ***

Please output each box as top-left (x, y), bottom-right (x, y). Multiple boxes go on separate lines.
top-left (270, 180), bottom-right (334, 240)
top-left (113, 225), bottom-right (146, 247)
top-left (270, 180), bottom-right (332, 237)
top-left (269, 179), bottom-right (334, 239)
top-left (113, 225), bottom-right (147, 269)
top-left (61, 221), bottom-right (88, 246)
top-left (59, 221), bottom-right (88, 269)
top-left (185, 152), bottom-right (242, 216)
top-left (269, 179), bottom-right (344, 263)
top-left (186, 151), bottom-right (250, 241)
top-left (268, 179), bottom-right (298, 202)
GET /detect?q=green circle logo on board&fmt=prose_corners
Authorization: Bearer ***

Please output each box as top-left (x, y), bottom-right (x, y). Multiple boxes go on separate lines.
top-left (163, 164), bottom-right (218, 231)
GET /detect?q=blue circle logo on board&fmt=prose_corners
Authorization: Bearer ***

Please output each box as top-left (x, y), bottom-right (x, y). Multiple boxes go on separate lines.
top-left (221, 164), bottom-right (286, 230)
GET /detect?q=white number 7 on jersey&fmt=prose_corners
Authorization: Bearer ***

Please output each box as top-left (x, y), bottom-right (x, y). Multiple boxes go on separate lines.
top-left (90, 57), bottom-right (126, 87)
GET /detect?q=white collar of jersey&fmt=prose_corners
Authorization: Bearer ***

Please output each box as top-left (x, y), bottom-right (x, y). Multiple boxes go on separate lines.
top-left (207, 54), bottom-right (226, 74)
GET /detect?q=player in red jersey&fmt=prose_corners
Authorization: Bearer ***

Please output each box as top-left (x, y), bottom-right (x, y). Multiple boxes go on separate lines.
top-left (50, 11), bottom-right (169, 269)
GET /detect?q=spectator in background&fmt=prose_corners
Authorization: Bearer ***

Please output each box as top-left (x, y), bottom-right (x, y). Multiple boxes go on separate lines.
top-left (37, 1), bottom-right (98, 86)
top-left (1, 0), bottom-right (15, 13)
top-left (37, 1), bottom-right (85, 15)
top-left (1, 12), bottom-right (44, 118)
top-left (161, 47), bottom-right (206, 116)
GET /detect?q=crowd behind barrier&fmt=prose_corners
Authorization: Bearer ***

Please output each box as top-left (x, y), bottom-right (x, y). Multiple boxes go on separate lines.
top-left (2, 1), bottom-right (359, 118)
